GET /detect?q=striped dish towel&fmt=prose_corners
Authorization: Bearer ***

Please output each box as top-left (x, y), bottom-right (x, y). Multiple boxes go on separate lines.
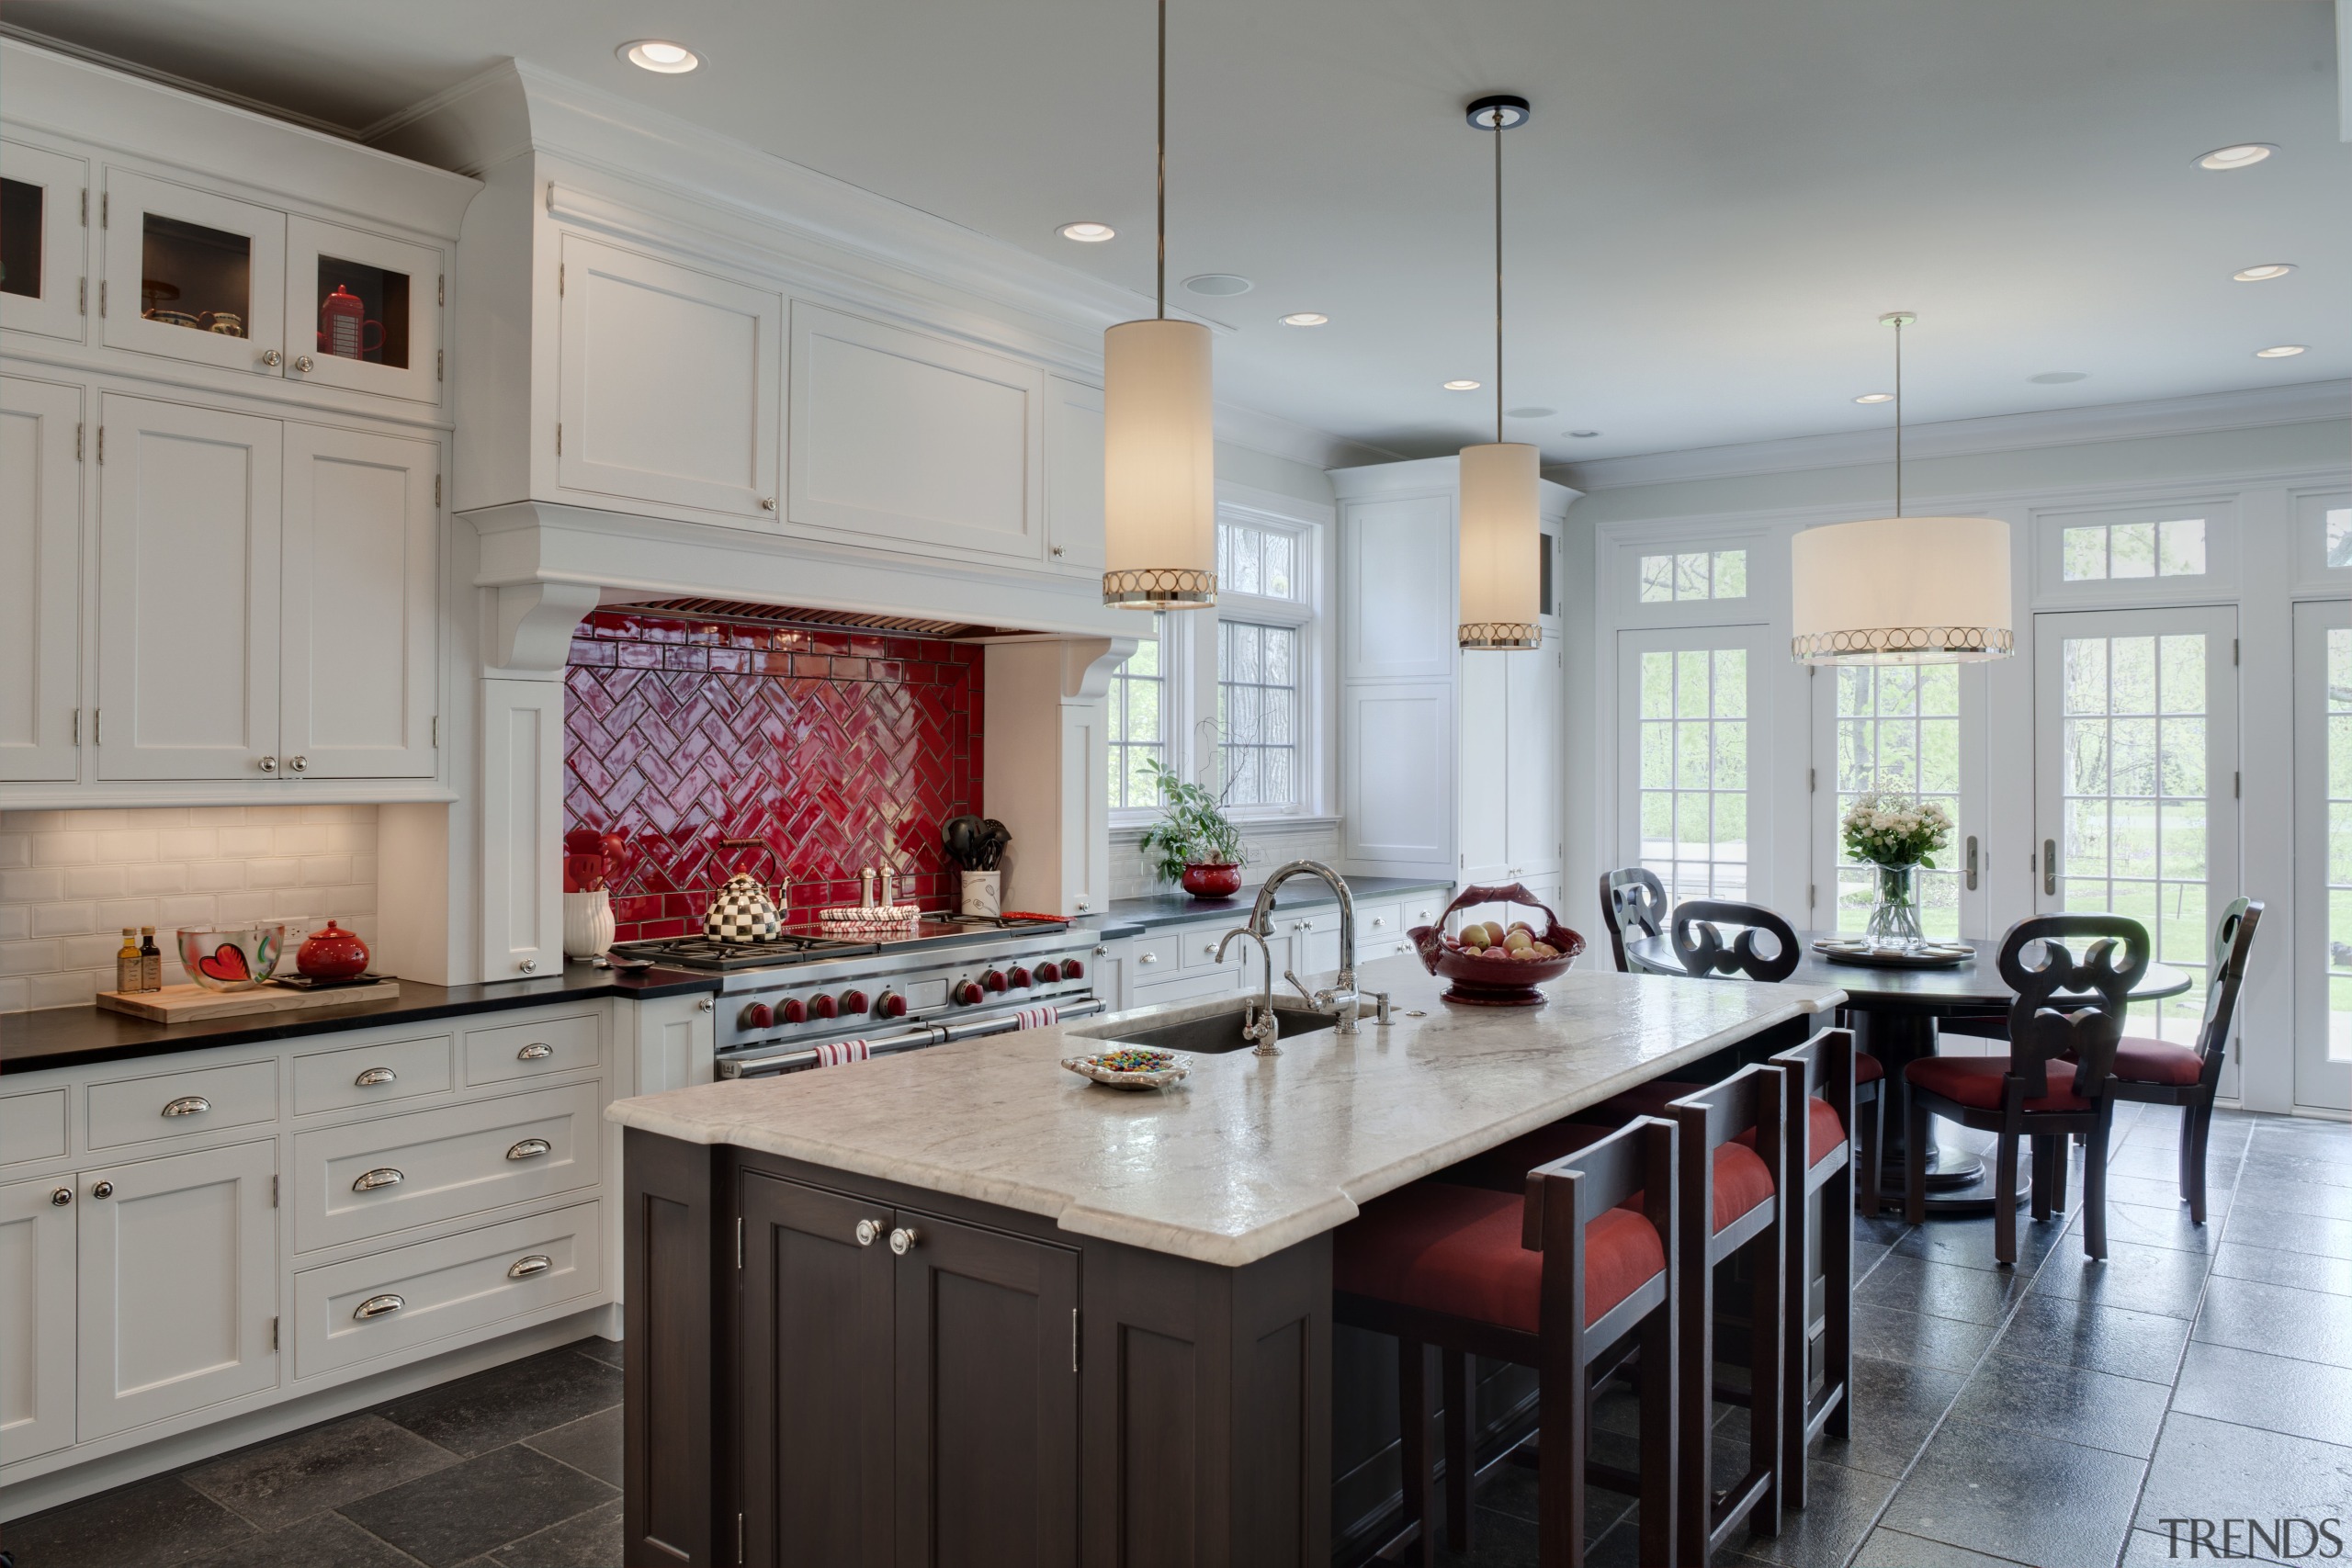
top-left (1011, 1004), bottom-right (1059, 1031)
top-left (810, 1039), bottom-right (871, 1067)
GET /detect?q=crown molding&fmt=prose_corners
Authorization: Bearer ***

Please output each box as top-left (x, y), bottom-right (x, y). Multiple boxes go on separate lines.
top-left (0, 23), bottom-right (361, 141)
top-left (1557, 378), bottom-right (2352, 492)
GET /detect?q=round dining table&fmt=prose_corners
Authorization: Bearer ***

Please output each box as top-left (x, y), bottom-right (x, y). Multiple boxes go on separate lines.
top-left (1624, 931), bottom-right (2191, 1216)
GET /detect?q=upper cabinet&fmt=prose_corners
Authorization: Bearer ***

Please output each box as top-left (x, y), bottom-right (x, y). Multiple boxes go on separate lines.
top-left (0, 375), bottom-right (82, 783)
top-left (1, 140), bottom-right (89, 344)
top-left (100, 169), bottom-right (288, 378)
top-left (285, 217), bottom-right (443, 405)
top-left (1342, 491), bottom-right (1457, 682)
top-left (1044, 377), bottom-right (1107, 574)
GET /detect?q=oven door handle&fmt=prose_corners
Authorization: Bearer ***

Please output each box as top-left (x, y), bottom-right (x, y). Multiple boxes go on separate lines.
top-left (934, 996), bottom-right (1105, 1044)
top-left (721, 1026), bottom-right (941, 1079)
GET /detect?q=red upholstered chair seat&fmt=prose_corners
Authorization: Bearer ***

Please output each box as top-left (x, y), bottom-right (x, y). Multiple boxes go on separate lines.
top-left (1333, 1183), bottom-right (1665, 1332)
top-left (1736, 1094), bottom-right (1847, 1169)
top-left (1905, 1055), bottom-right (2090, 1113)
top-left (1857, 1052), bottom-right (1884, 1085)
top-left (2109, 1035), bottom-right (2205, 1087)
top-left (1455, 1115), bottom-right (1773, 1235)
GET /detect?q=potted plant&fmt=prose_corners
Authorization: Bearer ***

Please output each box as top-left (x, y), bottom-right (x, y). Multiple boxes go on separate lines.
top-left (1839, 788), bottom-right (1954, 951)
top-left (1136, 759), bottom-right (1247, 898)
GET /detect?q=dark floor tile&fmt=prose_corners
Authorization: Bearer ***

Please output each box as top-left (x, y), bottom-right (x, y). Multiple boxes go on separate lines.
top-left (2230, 1174), bottom-right (2352, 1222)
top-left (571, 1337), bottom-right (625, 1370)
top-left (2171, 1341), bottom-right (2352, 1450)
top-left (1727, 1460), bottom-right (1895, 1567)
top-left (1851, 1303), bottom-right (1999, 1372)
top-left (2237, 1150), bottom-right (2352, 1190)
top-left (1855, 1256), bottom-right (2033, 1325)
top-left (2086, 1200), bottom-right (2222, 1256)
top-left (1994, 1293), bottom-right (2190, 1383)
top-left (338, 1443), bottom-right (616, 1568)
top-left (2109, 1143), bottom-right (2234, 1188)
top-left (2120, 1525), bottom-right (2288, 1568)
top-left (1884, 1418), bottom-right (2146, 1568)
top-left (377, 1347), bottom-right (623, 1457)
top-left (180, 1510), bottom-right (418, 1568)
top-left (492, 1495), bottom-right (623, 1568)
top-left (2106, 1170), bottom-right (2233, 1217)
top-left (1892, 1213), bottom-right (2070, 1273)
top-left (1850, 1527), bottom-right (2037, 1567)
top-left (2030, 1237), bottom-right (2212, 1320)
top-left (0, 1474), bottom-right (255, 1568)
top-left (181, 1413), bottom-right (458, 1531)
top-left (1815, 1354), bottom-right (1968, 1481)
top-left (1947, 1349), bottom-right (2174, 1458)
top-left (521, 1404), bottom-right (621, 1488)
top-left (2193, 1274), bottom-right (2352, 1370)
top-left (2222, 1205), bottom-right (2352, 1260)
top-left (2211, 1240), bottom-right (2352, 1297)
top-left (1430, 1504), bottom-right (1540, 1567)
top-left (2135, 1412), bottom-right (2352, 1536)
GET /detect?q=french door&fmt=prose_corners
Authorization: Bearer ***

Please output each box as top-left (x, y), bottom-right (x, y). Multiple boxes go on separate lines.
top-left (2033, 606), bottom-right (2240, 1064)
top-left (1617, 626), bottom-right (1772, 908)
top-left (2294, 598), bottom-right (2351, 1111)
top-left (1811, 661), bottom-right (1990, 939)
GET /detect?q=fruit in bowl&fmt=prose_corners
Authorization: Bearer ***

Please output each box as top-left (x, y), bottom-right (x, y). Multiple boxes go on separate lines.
top-left (175, 926), bottom-right (288, 992)
top-left (1408, 887), bottom-right (1585, 1007)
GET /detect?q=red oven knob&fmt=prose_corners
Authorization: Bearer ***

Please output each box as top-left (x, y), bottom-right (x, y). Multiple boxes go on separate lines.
top-left (1061, 958), bottom-right (1084, 980)
top-left (1035, 960), bottom-right (1060, 983)
top-left (953, 980), bottom-right (985, 1007)
top-left (982, 969), bottom-right (1009, 993)
top-left (740, 1001), bottom-right (774, 1031)
top-left (779, 998), bottom-right (807, 1024)
top-left (1008, 965), bottom-right (1033, 989)
top-left (810, 994), bottom-right (838, 1021)
top-left (840, 989), bottom-right (869, 1014)
top-left (876, 989), bottom-right (908, 1019)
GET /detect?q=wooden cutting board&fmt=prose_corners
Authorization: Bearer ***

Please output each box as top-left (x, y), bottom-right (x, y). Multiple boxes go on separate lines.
top-left (96, 979), bottom-right (400, 1023)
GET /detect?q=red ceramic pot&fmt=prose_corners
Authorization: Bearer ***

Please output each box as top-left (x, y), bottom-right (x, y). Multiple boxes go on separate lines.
top-left (1180, 862), bottom-right (1244, 900)
top-left (297, 919), bottom-right (369, 980)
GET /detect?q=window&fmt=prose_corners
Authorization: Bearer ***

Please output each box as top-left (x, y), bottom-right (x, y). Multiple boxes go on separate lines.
top-left (2328, 508), bottom-right (2351, 572)
top-left (2324, 626), bottom-right (2350, 1061)
top-left (1106, 614), bottom-right (1167, 811)
top-left (1217, 517), bottom-right (1295, 600)
top-left (1639, 549), bottom-right (1747, 604)
top-left (1218, 621), bottom-right (1296, 807)
top-left (2062, 518), bottom-right (2206, 581)
top-left (1635, 646), bottom-right (1748, 902)
top-left (1834, 665), bottom-right (1963, 939)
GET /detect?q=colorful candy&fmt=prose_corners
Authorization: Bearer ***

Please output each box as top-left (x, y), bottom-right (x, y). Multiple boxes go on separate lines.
top-left (1089, 1048), bottom-right (1177, 1074)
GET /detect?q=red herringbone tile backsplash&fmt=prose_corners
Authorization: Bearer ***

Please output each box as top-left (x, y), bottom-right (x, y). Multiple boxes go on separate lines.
top-left (564, 612), bottom-right (982, 942)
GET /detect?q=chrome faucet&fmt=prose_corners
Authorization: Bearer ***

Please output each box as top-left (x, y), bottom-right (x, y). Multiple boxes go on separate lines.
top-left (1247, 859), bottom-right (1390, 1035)
top-left (1215, 926), bottom-right (1282, 1054)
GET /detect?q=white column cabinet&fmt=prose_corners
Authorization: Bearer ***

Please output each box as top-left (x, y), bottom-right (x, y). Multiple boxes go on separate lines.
top-left (0, 375), bottom-right (83, 783)
top-left (75, 1139), bottom-right (278, 1441)
top-left (0, 1175), bottom-right (78, 1465)
top-left (1458, 652), bottom-right (1511, 885)
top-left (479, 679), bottom-right (566, 981)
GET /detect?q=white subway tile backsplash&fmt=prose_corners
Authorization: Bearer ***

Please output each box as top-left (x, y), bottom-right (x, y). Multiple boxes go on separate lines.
top-left (1, 807), bottom-right (380, 1010)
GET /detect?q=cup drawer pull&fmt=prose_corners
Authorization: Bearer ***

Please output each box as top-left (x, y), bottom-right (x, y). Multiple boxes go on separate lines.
top-left (354, 1293), bottom-right (405, 1320)
top-left (162, 1096), bottom-right (211, 1118)
top-left (508, 1254), bottom-right (553, 1279)
top-left (354, 1067), bottom-right (398, 1087)
top-left (516, 1043), bottom-right (555, 1061)
top-left (506, 1138), bottom-right (552, 1161)
top-left (352, 1167), bottom-right (404, 1192)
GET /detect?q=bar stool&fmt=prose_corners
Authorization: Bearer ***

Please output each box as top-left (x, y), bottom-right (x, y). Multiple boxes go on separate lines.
top-left (1598, 866), bottom-right (1668, 973)
top-left (1335, 1118), bottom-right (1683, 1567)
top-left (1762, 1029), bottom-right (1861, 1510)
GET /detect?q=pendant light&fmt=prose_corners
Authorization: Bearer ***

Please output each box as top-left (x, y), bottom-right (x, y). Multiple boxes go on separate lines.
top-left (1457, 95), bottom-right (1541, 651)
top-left (1790, 313), bottom-right (2014, 664)
top-left (1102, 0), bottom-right (1216, 610)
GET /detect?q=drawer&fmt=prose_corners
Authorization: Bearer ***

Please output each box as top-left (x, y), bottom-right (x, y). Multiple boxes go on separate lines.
top-left (293, 1081), bottom-right (603, 1253)
top-left (1354, 902), bottom-right (1406, 942)
top-left (292, 1200), bottom-right (604, 1380)
top-left (463, 1011), bottom-right (601, 1087)
top-left (1132, 966), bottom-right (1245, 1006)
top-left (1178, 926), bottom-right (1249, 973)
top-left (1129, 937), bottom-right (1178, 980)
top-left (86, 1058), bottom-right (277, 1150)
top-left (292, 1033), bottom-right (456, 1118)
top-left (0, 1088), bottom-right (68, 1170)
top-left (1399, 895), bottom-right (1445, 931)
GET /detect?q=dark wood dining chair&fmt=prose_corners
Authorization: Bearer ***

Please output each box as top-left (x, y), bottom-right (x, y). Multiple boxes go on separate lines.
top-left (1599, 866), bottom-right (1668, 973)
top-left (1335, 1117), bottom-right (1683, 1567)
top-left (2098, 898), bottom-right (2262, 1224)
top-left (1905, 915), bottom-right (2150, 1264)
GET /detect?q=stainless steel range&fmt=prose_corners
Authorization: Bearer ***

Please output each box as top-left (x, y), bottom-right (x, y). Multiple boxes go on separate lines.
top-left (610, 916), bottom-right (1105, 1078)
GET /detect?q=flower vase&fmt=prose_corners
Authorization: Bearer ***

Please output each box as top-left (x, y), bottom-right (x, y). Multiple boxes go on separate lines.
top-left (563, 889), bottom-right (616, 960)
top-left (1863, 864), bottom-right (1926, 951)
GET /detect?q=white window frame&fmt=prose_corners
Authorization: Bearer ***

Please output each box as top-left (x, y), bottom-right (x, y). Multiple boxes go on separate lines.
top-left (2292, 488), bottom-right (2352, 594)
top-left (2031, 498), bottom-right (2241, 607)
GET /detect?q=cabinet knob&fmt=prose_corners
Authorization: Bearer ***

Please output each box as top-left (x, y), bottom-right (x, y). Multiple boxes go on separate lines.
top-left (294, 355), bottom-right (315, 373)
top-left (508, 1254), bottom-right (553, 1279)
top-left (697, 997), bottom-right (715, 1012)
top-left (1371, 917), bottom-right (1386, 929)
top-left (50, 1188), bottom-right (71, 1207)
top-left (162, 1095), bottom-right (211, 1118)
top-left (519, 958), bottom-right (537, 974)
top-left (288, 755), bottom-right (308, 773)
top-left (354, 1294), bottom-right (404, 1320)
top-left (854, 1218), bottom-right (885, 1247)
top-left (888, 1226), bottom-right (920, 1256)
top-left (517, 1042), bottom-right (554, 1060)
top-left (261, 348), bottom-right (282, 367)
top-left (355, 1066), bottom-right (397, 1087)
top-left (1050, 545), bottom-right (1066, 558)
top-left (505, 1138), bottom-right (553, 1161)
top-left (352, 1168), bottom-right (403, 1192)
top-left (258, 755), bottom-right (277, 774)
top-left (91, 1180), bottom-right (115, 1199)
top-left (760, 496), bottom-right (776, 511)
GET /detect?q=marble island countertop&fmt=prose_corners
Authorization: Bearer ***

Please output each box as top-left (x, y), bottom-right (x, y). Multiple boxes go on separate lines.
top-left (605, 955), bottom-right (1847, 1267)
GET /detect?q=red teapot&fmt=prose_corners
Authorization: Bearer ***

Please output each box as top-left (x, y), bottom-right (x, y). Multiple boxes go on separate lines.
top-left (317, 285), bottom-right (385, 359)
top-left (297, 919), bottom-right (370, 980)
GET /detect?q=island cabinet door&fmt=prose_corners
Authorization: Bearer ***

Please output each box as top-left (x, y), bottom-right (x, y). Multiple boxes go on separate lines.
top-left (892, 1212), bottom-right (1080, 1568)
top-left (739, 1173), bottom-right (896, 1568)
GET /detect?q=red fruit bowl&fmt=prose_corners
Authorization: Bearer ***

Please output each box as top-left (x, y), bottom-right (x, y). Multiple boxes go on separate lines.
top-left (1408, 883), bottom-right (1586, 1007)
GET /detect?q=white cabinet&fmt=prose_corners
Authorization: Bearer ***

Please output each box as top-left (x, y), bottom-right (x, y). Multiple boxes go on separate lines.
top-left (1340, 683), bottom-right (1454, 870)
top-left (1458, 652), bottom-right (1510, 884)
top-left (480, 679), bottom-right (565, 980)
top-left (0, 1174), bottom-right (77, 1464)
top-left (279, 423), bottom-right (440, 779)
top-left (99, 169), bottom-right (288, 378)
top-left (557, 232), bottom-right (780, 521)
top-left (1, 139), bottom-right (89, 343)
top-left (283, 217), bottom-right (445, 406)
top-left (76, 1139), bottom-right (277, 1440)
top-left (630, 992), bottom-right (717, 1097)
top-left (1341, 492), bottom-right (1457, 682)
top-left (1044, 377), bottom-right (1106, 573)
top-left (786, 301), bottom-right (1045, 563)
top-left (96, 396), bottom-right (282, 782)
top-left (1502, 643), bottom-right (1564, 880)
top-left (0, 375), bottom-right (82, 782)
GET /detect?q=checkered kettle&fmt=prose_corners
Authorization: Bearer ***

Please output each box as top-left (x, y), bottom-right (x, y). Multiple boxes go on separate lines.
top-left (704, 873), bottom-right (783, 943)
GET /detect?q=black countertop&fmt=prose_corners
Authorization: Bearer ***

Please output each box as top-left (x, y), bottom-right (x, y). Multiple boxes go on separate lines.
top-left (0, 962), bottom-right (720, 1075)
top-left (1102, 875), bottom-right (1453, 933)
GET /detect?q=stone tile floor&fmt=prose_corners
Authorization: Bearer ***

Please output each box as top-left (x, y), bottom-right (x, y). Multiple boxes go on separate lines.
top-left (5, 1105), bottom-right (2347, 1568)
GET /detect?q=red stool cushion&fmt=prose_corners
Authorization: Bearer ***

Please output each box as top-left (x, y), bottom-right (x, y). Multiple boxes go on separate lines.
top-left (2110, 1035), bottom-right (2205, 1087)
top-left (1905, 1055), bottom-right (2090, 1112)
top-left (1857, 1052), bottom-right (1885, 1085)
top-left (1736, 1094), bottom-right (1847, 1169)
top-left (1448, 1118), bottom-right (1769, 1235)
top-left (1333, 1183), bottom-right (1665, 1332)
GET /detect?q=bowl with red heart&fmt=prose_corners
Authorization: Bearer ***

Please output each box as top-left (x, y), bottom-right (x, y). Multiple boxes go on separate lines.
top-left (176, 926), bottom-right (288, 991)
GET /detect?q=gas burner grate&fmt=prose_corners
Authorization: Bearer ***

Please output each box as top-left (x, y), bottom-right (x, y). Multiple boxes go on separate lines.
top-left (608, 932), bottom-right (879, 971)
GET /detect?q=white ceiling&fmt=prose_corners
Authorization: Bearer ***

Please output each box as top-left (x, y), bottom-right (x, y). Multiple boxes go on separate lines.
top-left (11, 0), bottom-right (2346, 465)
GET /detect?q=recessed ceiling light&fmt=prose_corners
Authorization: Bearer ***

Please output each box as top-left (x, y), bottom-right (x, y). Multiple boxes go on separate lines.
top-left (1506, 406), bottom-right (1555, 419)
top-left (619, 39), bottom-right (699, 73)
top-left (1276, 311), bottom-right (1328, 327)
top-left (2029, 372), bottom-right (2088, 385)
top-left (1854, 392), bottom-right (1894, 404)
top-left (2254, 344), bottom-right (2307, 358)
top-left (2197, 143), bottom-right (2275, 171)
top-left (1442, 379), bottom-right (1482, 391)
top-left (1057, 221), bottom-right (1115, 243)
top-left (1183, 274), bottom-right (1252, 297)
top-left (2233, 263), bottom-right (2295, 282)
top-left (1564, 430), bottom-right (1600, 439)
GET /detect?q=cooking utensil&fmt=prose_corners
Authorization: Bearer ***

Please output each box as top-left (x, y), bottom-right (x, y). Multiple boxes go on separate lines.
top-left (943, 816), bottom-right (984, 870)
top-left (978, 819), bottom-right (1011, 871)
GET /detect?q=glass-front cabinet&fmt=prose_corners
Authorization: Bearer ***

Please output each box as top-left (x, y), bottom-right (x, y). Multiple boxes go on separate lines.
top-left (284, 216), bottom-right (441, 402)
top-left (0, 140), bottom-right (89, 342)
top-left (100, 168), bottom-right (286, 374)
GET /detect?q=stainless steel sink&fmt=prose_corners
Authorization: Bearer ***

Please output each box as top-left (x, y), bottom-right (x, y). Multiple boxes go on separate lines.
top-left (1076, 1001), bottom-right (1340, 1056)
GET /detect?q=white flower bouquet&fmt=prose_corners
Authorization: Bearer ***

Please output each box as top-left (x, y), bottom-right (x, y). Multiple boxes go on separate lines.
top-left (1839, 790), bottom-right (1954, 871)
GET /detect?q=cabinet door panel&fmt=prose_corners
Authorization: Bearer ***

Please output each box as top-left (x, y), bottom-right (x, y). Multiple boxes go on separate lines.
top-left (1342, 493), bottom-right (1455, 680)
top-left (1, 139), bottom-right (90, 343)
top-left (1457, 649), bottom-right (1510, 882)
top-left (894, 1212), bottom-right (1078, 1568)
top-left (283, 217), bottom-right (443, 405)
top-left (1505, 644), bottom-right (1563, 874)
top-left (1341, 683), bottom-right (1453, 868)
top-left (280, 423), bottom-right (438, 778)
top-left (77, 1139), bottom-right (277, 1439)
top-left (741, 1174), bottom-right (895, 1568)
top-left (480, 678), bottom-right (563, 980)
top-left (1044, 377), bottom-right (1105, 572)
top-left (0, 375), bottom-right (83, 781)
top-left (789, 303), bottom-right (1045, 563)
top-left (0, 1174), bottom-right (77, 1464)
top-left (96, 396), bottom-right (281, 781)
top-left (558, 234), bottom-right (780, 520)
top-left (100, 169), bottom-right (286, 376)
